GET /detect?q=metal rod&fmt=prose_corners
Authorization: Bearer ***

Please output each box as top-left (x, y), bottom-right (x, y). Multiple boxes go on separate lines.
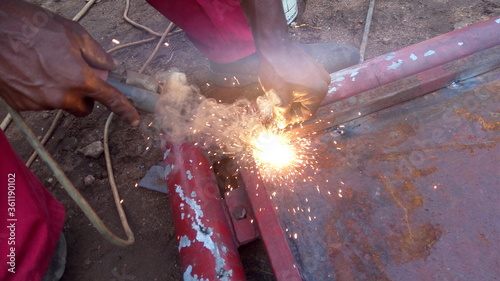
top-left (322, 16), bottom-right (500, 106)
top-left (239, 169), bottom-right (303, 281)
top-left (295, 45), bottom-right (500, 137)
top-left (359, 0), bottom-right (376, 63)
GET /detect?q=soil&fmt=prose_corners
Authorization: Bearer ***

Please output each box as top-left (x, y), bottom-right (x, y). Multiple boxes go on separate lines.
top-left (1, 0), bottom-right (498, 280)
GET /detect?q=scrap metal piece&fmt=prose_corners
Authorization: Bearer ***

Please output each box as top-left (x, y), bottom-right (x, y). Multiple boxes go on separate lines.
top-left (138, 165), bottom-right (168, 194)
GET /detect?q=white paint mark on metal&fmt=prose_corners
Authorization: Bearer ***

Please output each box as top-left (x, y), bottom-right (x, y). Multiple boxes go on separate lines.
top-left (331, 76), bottom-right (345, 83)
top-left (163, 149), bottom-right (170, 160)
top-left (351, 77), bottom-right (356, 82)
top-left (184, 265), bottom-right (209, 281)
top-left (328, 87), bottom-right (337, 94)
top-left (164, 165), bottom-right (172, 180)
top-left (176, 184), bottom-right (204, 219)
top-left (385, 52), bottom-right (396, 60)
top-left (410, 54), bottom-right (418, 61)
top-left (186, 170), bottom-right (193, 180)
top-left (181, 213), bottom-right (185, 220)
top-left (387, 59), bottom-right (404, 70)
top-left (179, 235), bottom-right (192, 251)
top-left (424, 50), bottom-right (436, 56)
top-left (175, 184), bottom-right (231, 279)
top-left (458, 42), bottom-right (464, 46)
top-left (328, 65), bottom-right (368, 94)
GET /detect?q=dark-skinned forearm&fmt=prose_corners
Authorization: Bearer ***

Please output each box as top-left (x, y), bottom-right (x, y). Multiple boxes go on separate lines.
top-left (240, 0), bottom-right (290, 52)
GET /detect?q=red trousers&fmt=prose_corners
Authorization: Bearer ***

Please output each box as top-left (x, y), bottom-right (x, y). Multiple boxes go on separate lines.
top-left (146, 0), bottom-right (256, 63)
top-left (0, 130), bottom-right (65, 281)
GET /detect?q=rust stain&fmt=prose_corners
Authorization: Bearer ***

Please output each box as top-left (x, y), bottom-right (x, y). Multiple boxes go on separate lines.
top-left (324, 180), bottom-right (443, 279)
top-left (410, 167), bottom-right (437, 178)
top-left (325, 188), bottom-right (392, 281)
top-left (378, 142), bottom-right (496, 162)
top-left (454, 108), bottom-right (500, 131)
top-left (386, 223), bottom-right (444, 265)
top-left (379, 176), bottom-right (415, 242)
top-left (478, 233), bottom-right (489, 246)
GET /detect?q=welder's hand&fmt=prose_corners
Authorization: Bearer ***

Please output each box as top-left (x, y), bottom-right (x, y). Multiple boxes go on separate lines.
top-left (258, 42), bottom-right (331, 126)
top-left (0, 1), bottom-right (140, 126)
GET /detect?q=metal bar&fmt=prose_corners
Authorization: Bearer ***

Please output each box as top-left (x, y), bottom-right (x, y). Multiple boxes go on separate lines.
top-left (294, 45), bottom-right (500, 137)
top-left (163, 141), bottom-right (246, 280)
top-left (240, 170), bottom-right (303, 281)
top-left (224, 182), bottom-right (261, 245)
top-left (359, 0), bottom-right (376, 63)
top-left (322, 16), bottom-right (500, 106)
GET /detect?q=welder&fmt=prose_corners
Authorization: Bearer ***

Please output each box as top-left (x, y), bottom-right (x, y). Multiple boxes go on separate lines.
top-left (0, 0), bottom-right (358, 280)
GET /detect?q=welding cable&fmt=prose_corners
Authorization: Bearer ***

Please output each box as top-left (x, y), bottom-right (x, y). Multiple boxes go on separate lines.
top-left (124, 0), bottom-right (164, 37)
top-left (359, 0), bottom-right (376, 63)
top-left (0, 113), bottom-right (12, 131)
top-left (2, 100), bottom-right (134, 246)
top-left (139, 22), bottom-right (176, 73)
top-left (103, 112), bottom-right (135, 245)
top-left (107, 37), bottom-right (157, 53)
top-left (72, 0), bottom-right (97, 22)
top-left (25, 110), bottom-right (64, 168)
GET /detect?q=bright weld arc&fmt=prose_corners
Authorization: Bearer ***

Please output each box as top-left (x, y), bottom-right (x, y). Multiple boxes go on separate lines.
top-left (243, 129), bottom-right (317, 184)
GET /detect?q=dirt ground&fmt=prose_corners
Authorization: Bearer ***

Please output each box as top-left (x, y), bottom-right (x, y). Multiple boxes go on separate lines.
top-left (1, 0), bottom-right (498, 280)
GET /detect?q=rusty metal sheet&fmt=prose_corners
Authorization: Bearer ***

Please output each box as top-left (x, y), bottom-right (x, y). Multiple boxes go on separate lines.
top-left (265, 70), bottom-right (499, 280)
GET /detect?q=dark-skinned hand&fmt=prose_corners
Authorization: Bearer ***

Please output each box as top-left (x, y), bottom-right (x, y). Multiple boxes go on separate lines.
top-left (241, 0), bottom-right (330, 127)
top-left (0, 1), bottom-right (140, 126)
top-left (258, 41), bottom-right (330, 126)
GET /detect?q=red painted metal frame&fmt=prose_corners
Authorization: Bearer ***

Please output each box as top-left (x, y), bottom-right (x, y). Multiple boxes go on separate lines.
top-left (240, 170), bottom-right (303, 281)
top-left (322, 16), bottom-right (500, 106)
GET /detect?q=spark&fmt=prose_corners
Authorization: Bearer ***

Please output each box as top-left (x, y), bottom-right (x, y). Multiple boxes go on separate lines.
top-left (252, 131), bottom-right (295, 168)
top-left (112, 39), bottom-right (120, 44)
top-left (240, 127), bottom-right (317, 184)
top-left (164, 42), bottom-right (170, 47)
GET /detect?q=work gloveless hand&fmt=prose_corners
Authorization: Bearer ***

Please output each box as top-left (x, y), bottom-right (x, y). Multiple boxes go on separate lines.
top-left (258, 42), bottom-right (331, 126)
top-left (241, 0), bottom-right (330, 126)
top-left (0, 0), bottom-right (140, 126)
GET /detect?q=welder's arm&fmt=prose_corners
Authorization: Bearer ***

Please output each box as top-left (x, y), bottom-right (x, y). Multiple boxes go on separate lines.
top-left (0, 0), bottom-right (140, 126)
top-left (241, 0), bottom-right (330, 125)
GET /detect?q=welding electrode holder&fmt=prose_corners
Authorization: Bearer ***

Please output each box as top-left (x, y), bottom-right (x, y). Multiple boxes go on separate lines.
top-left (93, 68), bottom-right (160, 113)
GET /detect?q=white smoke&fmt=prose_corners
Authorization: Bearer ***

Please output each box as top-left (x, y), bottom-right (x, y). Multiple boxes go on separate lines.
top-left (155, 71), bottom-right (273, 156)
